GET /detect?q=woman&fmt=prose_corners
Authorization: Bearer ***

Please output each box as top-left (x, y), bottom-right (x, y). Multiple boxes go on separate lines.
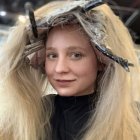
top-left (0, 0), bottom-right (140, 140)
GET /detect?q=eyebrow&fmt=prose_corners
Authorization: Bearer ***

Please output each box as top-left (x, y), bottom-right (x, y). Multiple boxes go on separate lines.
top-left (46, 46), bottom-right (87, 51)
top-left (46, 46), bottom-right (55, 51)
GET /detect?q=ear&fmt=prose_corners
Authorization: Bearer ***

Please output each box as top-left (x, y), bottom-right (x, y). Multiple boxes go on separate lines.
top-left (97, 61), bottom-right (106, 72)
top-left (30, 48), bottom-right (45, 67)
top-left (29, 48), bottom-right (46, 74)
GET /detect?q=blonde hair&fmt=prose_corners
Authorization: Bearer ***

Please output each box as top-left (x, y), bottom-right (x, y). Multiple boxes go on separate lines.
top-left (0, 24), bottom-right (52, 140)
top-left (0, 1), bottom-right (140, 140)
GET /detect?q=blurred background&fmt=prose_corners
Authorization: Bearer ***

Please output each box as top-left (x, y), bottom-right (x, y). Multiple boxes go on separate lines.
top-left (0, 0), bottom-right (140, 47)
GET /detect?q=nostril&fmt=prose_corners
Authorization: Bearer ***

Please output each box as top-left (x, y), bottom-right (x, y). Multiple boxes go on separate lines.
top-left (55, 60), bottom-right (69, 73)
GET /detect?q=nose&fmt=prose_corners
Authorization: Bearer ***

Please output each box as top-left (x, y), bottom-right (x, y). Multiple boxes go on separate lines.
top-left (55, 57), bottom-right (70, 73)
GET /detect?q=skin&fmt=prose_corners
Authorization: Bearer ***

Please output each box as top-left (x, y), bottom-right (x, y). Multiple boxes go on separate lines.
top-left (45, 25), bottom-right (98, 96)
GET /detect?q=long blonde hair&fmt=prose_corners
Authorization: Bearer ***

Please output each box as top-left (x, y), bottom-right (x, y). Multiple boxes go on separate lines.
top-left (0, 2), bottom-right (140, 140)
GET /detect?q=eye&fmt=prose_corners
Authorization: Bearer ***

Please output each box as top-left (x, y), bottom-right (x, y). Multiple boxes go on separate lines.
top-left (46, 53), bottom-right (58, 60)
top-left (70, 52), bottom-right (84, 60)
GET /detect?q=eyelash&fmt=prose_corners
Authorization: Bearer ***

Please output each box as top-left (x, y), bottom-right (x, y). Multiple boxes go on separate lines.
top-left (46, 53), bottom-right (58, 60)
top-left (70, 52), bottom-right (84, 60)
top-left (46, 52), bottom-right (84, 60)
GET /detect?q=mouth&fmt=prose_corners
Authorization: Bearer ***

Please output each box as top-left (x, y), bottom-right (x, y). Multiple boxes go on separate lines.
top-left (54, 79), bottom-right (76, 86)
top-left (56, 79), bottom-right (76, 82)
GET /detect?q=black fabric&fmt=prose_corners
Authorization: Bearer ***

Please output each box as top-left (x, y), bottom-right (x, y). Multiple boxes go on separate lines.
top-left (50, 93), bottom-right (97, 140)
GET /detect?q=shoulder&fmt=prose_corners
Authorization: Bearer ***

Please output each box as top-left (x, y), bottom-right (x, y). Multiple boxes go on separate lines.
top-left (135, 101), bottom-right (140, 108)
top-left (42, 94), bottom-right (57, 110)
top-left (42, 94), bottom-right (56, 100)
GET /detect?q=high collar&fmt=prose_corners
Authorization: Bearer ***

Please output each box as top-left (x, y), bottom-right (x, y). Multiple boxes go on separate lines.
top-left (54, 92), bottom-right (98, 111)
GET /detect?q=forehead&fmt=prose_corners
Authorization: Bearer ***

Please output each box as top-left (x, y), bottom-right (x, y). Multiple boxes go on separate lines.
top-left (46, 25), bottom-right (91, 49)
top-left (47, 24), bottom-right (89, 41)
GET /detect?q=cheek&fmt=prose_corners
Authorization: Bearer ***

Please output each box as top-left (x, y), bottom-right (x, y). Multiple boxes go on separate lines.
top-left (81, 61), bottom-right (98, 87)
top-left (77, 57), bottom-right (98, 77)
top-left (45, 60), bottom-right (53, 76)
top-left (78, 65), bottom-right (97, 78)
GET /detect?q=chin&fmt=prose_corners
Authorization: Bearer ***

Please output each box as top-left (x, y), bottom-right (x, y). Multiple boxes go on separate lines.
top-left (56, 89), bottom-right (77, 97)
top-left (57, 92), bottom-right (75, 97)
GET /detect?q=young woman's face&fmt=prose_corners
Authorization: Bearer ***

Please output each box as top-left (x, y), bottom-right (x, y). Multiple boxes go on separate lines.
top-left (45, 25), bottom-right (98, 96)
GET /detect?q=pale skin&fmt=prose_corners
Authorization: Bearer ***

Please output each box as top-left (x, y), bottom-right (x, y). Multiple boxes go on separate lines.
top-left (45, 25), bottom-right (98, 96)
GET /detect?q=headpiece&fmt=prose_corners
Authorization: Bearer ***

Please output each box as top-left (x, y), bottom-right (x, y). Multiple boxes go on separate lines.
top-left (24, 0), bottom-right (134, 72)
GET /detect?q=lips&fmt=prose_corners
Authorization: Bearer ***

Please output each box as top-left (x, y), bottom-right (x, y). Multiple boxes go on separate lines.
top-left (54, 79), bottom-right (76, 87)
top-left (56, 79), bottom-right (75, 82)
